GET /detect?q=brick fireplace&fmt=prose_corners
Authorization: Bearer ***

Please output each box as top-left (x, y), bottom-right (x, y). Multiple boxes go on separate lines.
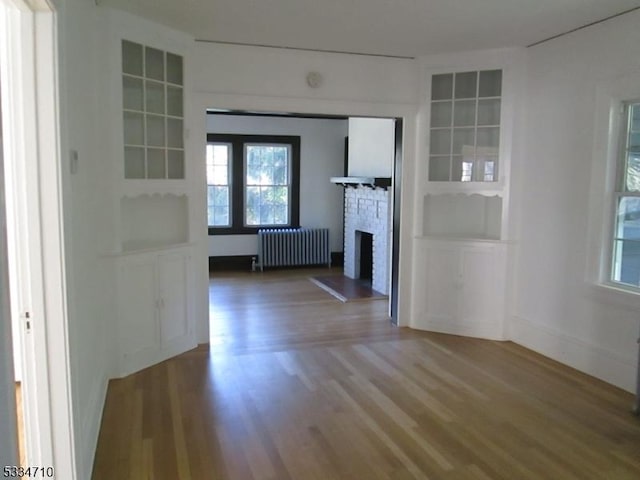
top-left (343, 185), bottom-right (391, 295)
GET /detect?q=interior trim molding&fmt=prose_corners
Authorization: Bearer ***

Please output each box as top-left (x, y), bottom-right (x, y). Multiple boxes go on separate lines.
top-left (206, 110), bottom-right (349, 121)
top-left (79, 374), bottom-right (109, 480)
top-left (527, 6), bottom-right (640, 48)
top-left (194, 38), bottom-right (416, 60)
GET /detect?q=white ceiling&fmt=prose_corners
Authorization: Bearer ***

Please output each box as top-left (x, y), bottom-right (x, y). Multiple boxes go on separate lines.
top-left (100, 0), bottom-right (640, 57)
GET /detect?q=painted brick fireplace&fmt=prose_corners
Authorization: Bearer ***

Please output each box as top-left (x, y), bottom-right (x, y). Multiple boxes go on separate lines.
top-left (343, 186), bottom-right (391, 295)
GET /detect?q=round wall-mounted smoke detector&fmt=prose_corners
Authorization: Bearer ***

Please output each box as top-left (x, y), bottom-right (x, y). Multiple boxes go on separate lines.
top-left (306, 71), bottom-right (323, 88)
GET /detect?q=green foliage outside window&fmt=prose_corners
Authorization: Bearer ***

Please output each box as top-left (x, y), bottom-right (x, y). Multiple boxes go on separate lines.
top-left (245, 145), bottom-right (290, 226)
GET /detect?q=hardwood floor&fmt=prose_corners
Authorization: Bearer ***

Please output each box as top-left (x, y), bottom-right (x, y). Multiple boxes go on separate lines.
top-left (309, 274), bottom-right (387, 302)
top-left (15, 382), bottom-right (25, 466)
top-left (92, 268), bottom-right (640, 479)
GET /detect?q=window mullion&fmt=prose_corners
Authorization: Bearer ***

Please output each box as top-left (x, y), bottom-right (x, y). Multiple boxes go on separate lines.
top-left (231, 139), bottom-right (244, 230)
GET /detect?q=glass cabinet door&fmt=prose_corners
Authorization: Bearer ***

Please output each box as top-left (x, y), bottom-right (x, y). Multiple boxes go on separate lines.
top-left (122, 40), bottom-right (185, 180)
top-left (429, 69), bottom-right (502, 182)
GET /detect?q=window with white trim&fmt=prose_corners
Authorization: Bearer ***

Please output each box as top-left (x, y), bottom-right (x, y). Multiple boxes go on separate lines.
top-left (611, 101), bottom-right (640, 287)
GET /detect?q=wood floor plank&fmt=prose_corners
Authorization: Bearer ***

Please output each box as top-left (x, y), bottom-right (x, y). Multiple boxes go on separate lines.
top-left (92, 268), bottom-right (640, 480)
top-left (15, 383), bottom-right (25, 467)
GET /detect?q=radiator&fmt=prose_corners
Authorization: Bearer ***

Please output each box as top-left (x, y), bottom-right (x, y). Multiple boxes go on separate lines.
top-left (257, 228), bottom-right (331, 271)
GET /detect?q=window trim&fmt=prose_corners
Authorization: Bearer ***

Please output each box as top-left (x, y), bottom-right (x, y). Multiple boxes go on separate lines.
top-left (609, 100), bottom-right (640, 289)
top-left (584, 73), bottom-right (640, 298)
top-left (207, 133), bottom-right (300, 235)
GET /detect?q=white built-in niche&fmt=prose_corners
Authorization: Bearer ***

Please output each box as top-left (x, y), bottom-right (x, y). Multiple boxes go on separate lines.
top-left (120, 194), bottom-right (188, 252)
top-left (423, 194), bottom-right (501, 240)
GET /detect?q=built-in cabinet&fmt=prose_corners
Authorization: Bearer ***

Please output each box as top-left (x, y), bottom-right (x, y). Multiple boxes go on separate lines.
top-left (117, 247), bottom-right (193, 377)
top-left (413, 58), bottom-right (518, 340)
top-left (113, 35), bottom-right (196, 377)
top-left (415, 238), bottom-right (507, 339)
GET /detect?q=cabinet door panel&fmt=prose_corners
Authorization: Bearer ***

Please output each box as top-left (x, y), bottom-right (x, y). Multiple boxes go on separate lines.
top-left (118, 258), bottom-right (158, 373)
top-left (158, 252), bottom-right (190, 349)
top-left (424, 246), bottom-right (459, 322)
top-left (460, 248), bottom-right (498, 324)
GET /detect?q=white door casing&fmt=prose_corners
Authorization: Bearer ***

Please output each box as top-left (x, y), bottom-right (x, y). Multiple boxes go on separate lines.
top-left (0, 1), bottom-right (76, 476)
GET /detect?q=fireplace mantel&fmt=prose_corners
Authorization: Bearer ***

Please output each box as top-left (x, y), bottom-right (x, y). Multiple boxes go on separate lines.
top-left (330, 176), bottom-right (391, 190)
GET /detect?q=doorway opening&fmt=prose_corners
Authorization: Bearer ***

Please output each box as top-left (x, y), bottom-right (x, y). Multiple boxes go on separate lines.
top-left (206, 111), bottom-right (404, 347)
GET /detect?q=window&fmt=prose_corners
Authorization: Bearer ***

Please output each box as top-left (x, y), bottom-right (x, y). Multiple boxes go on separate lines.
top-left (245, 144), bottom-right (291, 226)
top-left (206, 143), bottom-right (231, 227)
top-left (207, 134), bottom-right (300, 234)
top-left (611, 101), bottom-right (640, 287)
top-left (429, 69), bottom-right (502, 182)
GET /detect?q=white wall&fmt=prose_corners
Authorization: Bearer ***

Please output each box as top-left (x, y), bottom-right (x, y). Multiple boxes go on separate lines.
top-left (57, 0), bottom-right (117, 476)
top-left (207, 114), bottom-right (347, 256)
top-left (348, 117), bottom-right (395, 177)
top-left (192, 42), bottom-right (417, 106)
top-left (512, 10), bottom-right (640, 391)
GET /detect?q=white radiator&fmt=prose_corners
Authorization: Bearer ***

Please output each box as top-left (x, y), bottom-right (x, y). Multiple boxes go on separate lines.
top-left (257, 228), bottom-right (331, 271)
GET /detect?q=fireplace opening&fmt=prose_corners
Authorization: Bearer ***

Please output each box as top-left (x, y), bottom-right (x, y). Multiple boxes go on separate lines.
top-left (357, 231), bottom-right (373, 282)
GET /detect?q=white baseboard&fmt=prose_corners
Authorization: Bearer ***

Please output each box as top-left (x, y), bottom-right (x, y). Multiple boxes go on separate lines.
top-left (511, 315), bottom-right (636, 393)
top-left (411, 317), bottom-right (507, 341)
top-left (79, 373), bottom-right (109, 480)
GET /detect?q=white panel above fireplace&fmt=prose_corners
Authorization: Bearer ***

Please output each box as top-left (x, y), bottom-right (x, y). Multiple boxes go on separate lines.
top-left (348, 118), bottom-right (394, 177)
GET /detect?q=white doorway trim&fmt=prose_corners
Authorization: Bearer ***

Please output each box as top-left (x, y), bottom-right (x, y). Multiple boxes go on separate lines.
top-left (191, 92), bottom-right (418, 341)
top-left (0, 1), bottom-right (76, 478)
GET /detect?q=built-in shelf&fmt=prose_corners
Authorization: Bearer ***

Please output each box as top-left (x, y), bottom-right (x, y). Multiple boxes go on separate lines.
top-left (330, 176), bottom-right (392, 189)
top-left (423, 193), bottom-right (502, 240)
top-left (120, 193), bottom-right (188, 252)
